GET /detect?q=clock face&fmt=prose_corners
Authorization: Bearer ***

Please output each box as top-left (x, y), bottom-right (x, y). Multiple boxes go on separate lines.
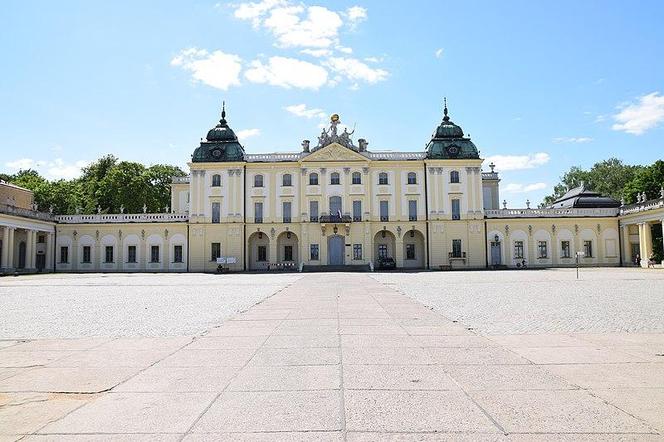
top-left (211, 148), bottom-right (223, 158)
top-left (447, 145), bottom-right (459, 156)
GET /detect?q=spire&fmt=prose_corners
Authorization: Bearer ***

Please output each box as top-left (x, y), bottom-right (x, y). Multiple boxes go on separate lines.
top-left (220, 101), bottom-right (227, 124)
top-left (443, 97), bottom-right (450, 122)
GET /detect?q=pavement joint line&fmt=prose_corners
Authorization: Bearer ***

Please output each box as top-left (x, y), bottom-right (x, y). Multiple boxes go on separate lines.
top-left (335, 281), bottom-right (348, 442)
top-left (177, 308), bottom-right (289, 441)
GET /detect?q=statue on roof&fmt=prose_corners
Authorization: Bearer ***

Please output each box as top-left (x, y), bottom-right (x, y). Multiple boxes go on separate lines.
top-left (314, 114), bottom-right (358, 151)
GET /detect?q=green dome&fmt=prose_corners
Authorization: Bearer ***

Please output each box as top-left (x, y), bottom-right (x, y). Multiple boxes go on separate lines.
top-left (426, 100), bottom-right (479, 160)
top-left (192, 104), bottom-right (245, 163)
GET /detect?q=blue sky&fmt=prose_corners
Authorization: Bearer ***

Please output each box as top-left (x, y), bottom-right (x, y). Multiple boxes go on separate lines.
top-left (1, 0), bottom-right (663, 206)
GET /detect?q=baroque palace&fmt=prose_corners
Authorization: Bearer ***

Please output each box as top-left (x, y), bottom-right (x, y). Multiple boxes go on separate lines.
top-left (1, 102), bottom-right (663, 274)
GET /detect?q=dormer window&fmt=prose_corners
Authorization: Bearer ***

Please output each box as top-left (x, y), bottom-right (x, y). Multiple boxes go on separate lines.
top-left (254, 174), bottom-right (264, 187)
top-left (211, 174), bottom-right (221, 187)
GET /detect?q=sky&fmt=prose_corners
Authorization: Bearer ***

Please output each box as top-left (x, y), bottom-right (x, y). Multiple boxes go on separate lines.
top-left (1, 0), bottom-right (663, 207)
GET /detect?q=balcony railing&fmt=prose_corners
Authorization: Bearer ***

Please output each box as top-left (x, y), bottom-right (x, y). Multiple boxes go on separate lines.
top-left (485, 207), bottom-right (620, 218)
top-left (353, 216), bottom-right (362, 222)
top-left (255, 217), bottom-right (263, 224)
top-left (409, 215), bottom-right (417, 221)
top-left (619, 197), bottom-right (664, 215)
top-left (309, 216), bottom-right (319, 222)
top-left (55, 213), bottom-right (188, 224)
top-left (0, 203), bottom-right (55, 222)
top-left (380, 216), bottom-right (389, 222)
top-left (319, 215), bottom-right (353, 223)
top-left (449, 251), bottom-right (467, 259)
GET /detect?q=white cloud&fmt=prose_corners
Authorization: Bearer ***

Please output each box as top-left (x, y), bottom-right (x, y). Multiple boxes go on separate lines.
top-left (300, 48), bottom-right (331, 58)
top-left (364, 56), bottom-right (382, 63)
top-left (232, 0), bottom-right (287, 27)
top-left (612, 91), bottom-right (664, 135)
top-left (435, 48), bottom-right (444, 58)
top-left (284, 104), bottom-right (326, 119)
top-left (502, 182), bottom-right (548, 193)
top-left (245, 56), bottom-right (328, 89)
top-left (236, 128), bottom-right (261, 141)
top-left (553, 137), bottom-right (593, 143)
top-left (262, 5), bottom-right (343, 48)
top-left (484, 152), bottom-right (550, 171)
top-left (346, 6), bottom-right (367, 27)
top-left (5, 158), bottom-right (89, 180)
top-left (171, 48), bottom-right (242, 90)
top-left (323, 57), bottom-right (388, 84)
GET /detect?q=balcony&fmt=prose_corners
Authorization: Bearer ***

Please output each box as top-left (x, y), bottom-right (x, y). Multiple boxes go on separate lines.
top-left (255, 217), bottom-right (263, 224)
top-left (409, 215), bottom-right (417, 221)
top-left (449, 251), bottom-right (467, 263)
top-left (353, 216), bottom-right (362, 222)
top-left (1, 203), bottom-right (55, 222)
top-left (380, 216), bottom-right (389, 222)
top-left (319, 214), bottom-right (353, 223)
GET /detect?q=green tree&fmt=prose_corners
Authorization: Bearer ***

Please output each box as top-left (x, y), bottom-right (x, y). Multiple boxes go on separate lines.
top-left (623, 160), bottom-right (664, 204)
top-left (543, 158), bottom-right (642, 206)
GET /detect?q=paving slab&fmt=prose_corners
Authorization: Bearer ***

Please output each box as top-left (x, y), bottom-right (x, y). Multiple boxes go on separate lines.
top-left (157, 348), bottom-right (256, 367)
top-left (0, 367), bottom-right (139, 393)
top-left (470, 389), bottom-right (655, 434)
top-left (344, 390), bottom-right (500, 433)
top-left (591, 388), bottom-right (664, 433)
top-left (0, 392), bottom-right (90, 437)
top-left (247, 347), bottom-right (340, 366)
top-left (343, 364), bottom-right (460, 390)
top-left (443, 364), bottom-right (575, 391)
top-left (183, 431), bottom-right (343, 441)
top-left (0, 351), bottom-right (74, 368)
top-left (192, 390), bottom-right (342, 433)
top-left (38, 392), bottom-right (216, 434)
top-left (113, 365), bottom-right (240, 392)
top-left (226, 364), bottom-right (340, 391)
top-left (545, 363), bottom-right (664, 389)
top-left (508, 346), bottom-right (648, 364)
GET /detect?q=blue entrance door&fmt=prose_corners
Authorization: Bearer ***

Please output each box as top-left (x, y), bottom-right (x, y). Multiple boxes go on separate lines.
top-left (328, 235), bottom-right (345, 265)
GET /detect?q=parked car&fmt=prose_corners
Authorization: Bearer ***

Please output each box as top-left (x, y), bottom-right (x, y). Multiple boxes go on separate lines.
top-left (377, 257), bottom-right (396, 270)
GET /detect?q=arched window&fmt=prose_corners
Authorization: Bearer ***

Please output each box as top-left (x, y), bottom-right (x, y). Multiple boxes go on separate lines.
top-left (407, 172), bottom-right (417, 185)
top-left (282, 173), bottom-right (292, 187)
top-left (330, 172), bottom-right (340, 185)
top-left (352, 171), bottom-right (362, 185)
top-left (450, 170), bottom-right (460, 183)
top-left (378, 172), bottom-right (388, 185)
top-left (211, 174), bottom-right (221, 187)
top-left (254, 174), bottom-right (264, 187)
top-left (309, 173), bottom-right (319, 186)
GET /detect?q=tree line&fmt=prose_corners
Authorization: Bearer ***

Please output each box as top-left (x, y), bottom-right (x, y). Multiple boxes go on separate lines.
top-left (542, 158), bottom-right (664, 206)
top-left (0, 155), bottom-right (186, 215)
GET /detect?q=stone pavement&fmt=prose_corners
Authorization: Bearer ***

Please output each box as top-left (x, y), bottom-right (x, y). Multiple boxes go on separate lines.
top-left (1, 273), bottom-right (663, 440)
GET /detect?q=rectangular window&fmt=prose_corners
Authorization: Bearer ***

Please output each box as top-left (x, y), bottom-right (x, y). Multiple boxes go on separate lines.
top-left (452, 239), bottom-right (462, 258)
top-left (150, 245), bottom-right (159, 263)
top-left (406, 243), bottom-right (415, 260)
top-left (173, 245), bottom-right (183, 263)
top-left (38, 235), bottom-right (45, 243)
top-left (310, 244), bottom-right (319, 260)
top-left (451, 199), bottom-right (461, 220)
top-left (380, 200), bottom-right (389, 222)
top-left (538, 241), bottom-right (548, 258)
top-left (105, 246), bottom-right (114, 263)
top-left (378, 244), bottom-right (388, 259)
top-left (257, 245), bottom-right (267, 262)
top-left (514, 241), bottom-right (524, 259)
top-left (561, 241), bottom-right (571, 258)
top-left (353, 244), bottom-right (362, 260)
top-left (60, 246), bottom-right (68, 263)
top-left (210, 242), bottom-right (221, 261)
top-left (211, 202), bottom-right (220, 223)
top-left (309, 200), bottom-right (319, 222)
top-left (408, 200), bottom-right (417, 221)
top-left (353, 200), bottom-right (362, 222)
top-left (584, 240), bottom-right (593, 257)
top-left (127, 245), bottom-right (137, 263)
top-left (82, 246), bottom-right (91, 263)
top-left (284, 245), bottom-right (293, 261)
top-left (282, 201), bottom-right (291, 223)
top-left (282, 174), bottom-right (292, 186)
top-left (254, 202), bottom-right (263, 223)
top-left (352, 172), bottom-right (361, 185)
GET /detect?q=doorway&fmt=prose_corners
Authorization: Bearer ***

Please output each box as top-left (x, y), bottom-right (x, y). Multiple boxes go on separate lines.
top-left (328, 235), bottom-right (345, 265)
top-left (490, 241), bottom-right (502, 266)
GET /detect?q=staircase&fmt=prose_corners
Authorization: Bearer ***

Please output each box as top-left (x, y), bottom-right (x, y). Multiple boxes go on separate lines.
top-left (302, 264), bottom-right (371, 273)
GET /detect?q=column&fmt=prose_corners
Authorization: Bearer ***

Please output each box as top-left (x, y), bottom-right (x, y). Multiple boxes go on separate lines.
top-left (1, 227), bottom-right (9, 269)
top-left (395, 237), bottom-right (404, 268)
top-left (621, 223), bottom-right (630, 265)
top-left (661, 220), bottom-right (664, 265)
top-left (30, 231), bottom-right (37, 269)
top-left (45, 232), bottom-right (53, 271)
top-left (25, 230), bottom-right (33, 270)
top-left (640, 222), bottom-right (653, 268)
top-left (7, 228), bottom-right (15, 269)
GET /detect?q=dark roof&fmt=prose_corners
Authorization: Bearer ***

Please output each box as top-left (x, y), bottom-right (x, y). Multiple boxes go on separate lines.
top-left (548, 183), bottom-right (621, 209)
top-left (192, 104), bottom-right (245, 163)
top-left (426, 100), bottom-right (479, 160)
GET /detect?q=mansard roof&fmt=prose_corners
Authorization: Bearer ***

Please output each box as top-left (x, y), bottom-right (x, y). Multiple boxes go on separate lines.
top-left (548, 183), bottom-right (621, 209)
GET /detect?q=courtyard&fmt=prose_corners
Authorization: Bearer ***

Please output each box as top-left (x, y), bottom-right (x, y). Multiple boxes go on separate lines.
top-left (1, 268), bottom-right (663, 440)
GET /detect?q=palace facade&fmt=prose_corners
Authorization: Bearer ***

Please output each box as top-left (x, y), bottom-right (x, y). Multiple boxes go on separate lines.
top-left (1, 103), bottom-right (663, 274)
